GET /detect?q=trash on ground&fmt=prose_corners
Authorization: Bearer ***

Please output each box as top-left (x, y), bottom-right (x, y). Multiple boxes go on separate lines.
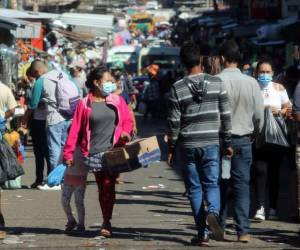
top-left (131, 195), bottom-right (143, 199)
top-left (154, 214), bottom-right (162, 217)
top-left (149, 176), bottom-right (163, 178)
top-left (15, 195), bottom-right (23, 198)
top-left (142, 184), bottom-right (166, 190)
top-left (3, 236), bottom-right (23, 244)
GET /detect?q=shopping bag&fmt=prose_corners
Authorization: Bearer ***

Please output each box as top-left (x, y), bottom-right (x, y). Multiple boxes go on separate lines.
top-left (0, 140), bottom-right (25, 184)
top-left (256, 107), bottom-right (289, 148)
top-left (4, 176), bottom-right (22, 189)
top-left (47, 164), bottom-right (66, 187)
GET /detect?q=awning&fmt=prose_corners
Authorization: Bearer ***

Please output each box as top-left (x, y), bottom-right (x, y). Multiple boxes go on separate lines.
top-left (0, 16), bottom-right (41, 38)
top-left (0, 8), bottom-right (59, 20)
top-left (58, 13), bottom-right (114, 29)
top-left (23, 0), bottom-right (77, 7)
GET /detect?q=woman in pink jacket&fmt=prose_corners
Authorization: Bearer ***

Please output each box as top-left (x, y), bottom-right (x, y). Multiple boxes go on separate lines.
top-left (63, 66), bottom-right (133, 237)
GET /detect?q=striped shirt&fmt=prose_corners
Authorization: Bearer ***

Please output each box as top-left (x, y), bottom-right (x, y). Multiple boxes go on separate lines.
top-left (167, 73), bottom-right (232, 149)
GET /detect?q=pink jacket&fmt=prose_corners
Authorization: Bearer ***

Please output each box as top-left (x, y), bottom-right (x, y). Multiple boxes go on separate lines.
top-left (63, 93), bottom-right (133, 161)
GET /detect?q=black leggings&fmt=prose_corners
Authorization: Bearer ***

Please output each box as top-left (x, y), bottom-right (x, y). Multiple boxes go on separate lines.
top-left (254, 147), bottom-right (285, 210)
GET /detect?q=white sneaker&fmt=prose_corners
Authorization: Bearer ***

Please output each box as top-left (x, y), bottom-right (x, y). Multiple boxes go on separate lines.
top-left (268, 208), bottom-right (278, 220)
top-left (37, 184), bottom-right (61, 191)
top-left (254, 206), bottom-right (265, 221)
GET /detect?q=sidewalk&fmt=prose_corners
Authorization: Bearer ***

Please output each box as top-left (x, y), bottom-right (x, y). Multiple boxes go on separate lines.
top-left (0, 117), bottom-right (299, 249)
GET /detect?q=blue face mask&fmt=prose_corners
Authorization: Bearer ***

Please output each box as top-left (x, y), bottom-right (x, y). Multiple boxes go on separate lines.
top-left (257, 73), bottom-right (272, 88)
top-left (242, 69), bottom-right (252, 76)
top-left (100, 82), bottom-right (117, 96)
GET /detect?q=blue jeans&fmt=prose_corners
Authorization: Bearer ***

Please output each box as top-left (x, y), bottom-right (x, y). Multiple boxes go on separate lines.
top-left (220, 137), bottom-right (252, 235)
top-left (47, 120), bottom-right (70, 171)
top-left (181, 145), bottom-right (220, 237)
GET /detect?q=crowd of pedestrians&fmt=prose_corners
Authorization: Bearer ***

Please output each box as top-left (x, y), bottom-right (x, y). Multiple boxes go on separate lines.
top-left (167, 40), bottom-right (300, 246)
top-left (0, 38), bottom-right (300, 246)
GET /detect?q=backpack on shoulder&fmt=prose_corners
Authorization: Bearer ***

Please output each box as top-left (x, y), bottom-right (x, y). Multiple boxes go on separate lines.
top-left (44, 70), bottom-right (80, 120)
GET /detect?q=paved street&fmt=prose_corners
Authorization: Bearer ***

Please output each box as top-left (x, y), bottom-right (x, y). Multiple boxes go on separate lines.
top-left (0, 116), bottom-right (300, 249)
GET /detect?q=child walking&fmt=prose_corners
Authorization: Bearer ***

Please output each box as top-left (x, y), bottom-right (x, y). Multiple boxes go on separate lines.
top-left (61, 147), bottom-right (88, 232)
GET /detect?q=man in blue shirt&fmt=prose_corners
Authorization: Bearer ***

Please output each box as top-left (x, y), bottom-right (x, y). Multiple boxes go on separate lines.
top-left (23, 60), bottom-right (70, 190)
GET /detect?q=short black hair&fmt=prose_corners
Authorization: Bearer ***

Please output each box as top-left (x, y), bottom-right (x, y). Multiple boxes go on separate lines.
top-left (180, 42), bottom-right (201, 69)
top-left (85, 65), bottom-right (108, 91)
top-left (218, 40), bottom-right (241, 63)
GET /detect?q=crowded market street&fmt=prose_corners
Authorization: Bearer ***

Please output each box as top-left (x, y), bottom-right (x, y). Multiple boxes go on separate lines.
top-left (0, 117), bottom-right (299, 249)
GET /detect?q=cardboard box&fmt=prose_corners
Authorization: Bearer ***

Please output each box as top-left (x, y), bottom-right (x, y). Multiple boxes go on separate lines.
top-left (104, 136), bottom-right (161, 174)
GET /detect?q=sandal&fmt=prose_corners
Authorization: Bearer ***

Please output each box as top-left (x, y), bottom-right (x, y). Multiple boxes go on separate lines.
top-left (100, 223), bottom-right (112, 238)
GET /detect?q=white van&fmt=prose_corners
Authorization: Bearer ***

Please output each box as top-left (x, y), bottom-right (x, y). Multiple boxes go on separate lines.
top-left (137, 46), bottom-right (181, 75)
top-left (107, 45), bottom-right (141, 72)
top-left (145, 1), bottom-right (160, 10)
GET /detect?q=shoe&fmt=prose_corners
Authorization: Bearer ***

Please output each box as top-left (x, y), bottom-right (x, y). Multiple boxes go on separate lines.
top-left (191, 235), bottom-right (209, 247)
top-left (76, 225), bottom-right (85, 232)
top-left (0, 231), bottom-right (6, 240)
top-left (254, 206), bottom-right (265, 221)
top-left (206, 213), bottom-right (224, 241)
top-left (100, 222), bottom-right (112, 238)
top-left (37, 184), bottom-right (61, 191)
top-left (65, 220), bottom-right (77, 233)
top-left (269, 208), bottom-right (278, 220)
top-left (238, 234), bottom-right (250, 243)
top-left (30, 181), bottom-right (43, 189)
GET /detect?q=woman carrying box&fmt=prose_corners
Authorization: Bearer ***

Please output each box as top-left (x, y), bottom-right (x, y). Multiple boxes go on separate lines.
top-left (63, 66), bottom-right (133, 237)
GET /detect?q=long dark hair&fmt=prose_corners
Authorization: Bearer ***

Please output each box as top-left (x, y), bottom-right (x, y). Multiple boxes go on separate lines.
top-left (85, 65), bottom-right (108, 91)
